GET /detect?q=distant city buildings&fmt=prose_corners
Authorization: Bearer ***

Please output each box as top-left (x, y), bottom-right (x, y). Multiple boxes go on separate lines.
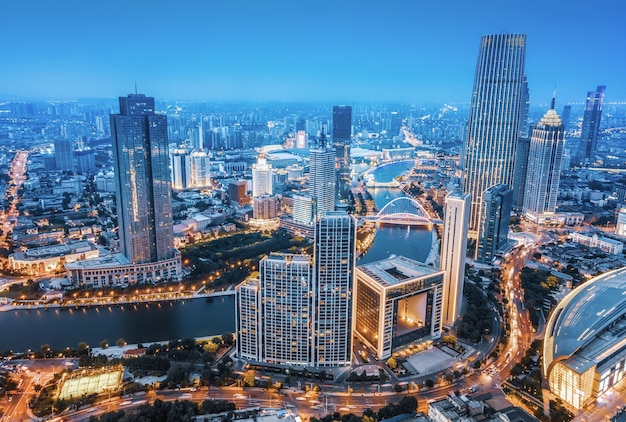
top-left (440, 191), bottom-right (470, 326)
top-left (578, 85), bottom-right (606, 165)
top-left (54, 138), bottom-right (74, 172)
top-left (462, 33), bottom-right (526, 243)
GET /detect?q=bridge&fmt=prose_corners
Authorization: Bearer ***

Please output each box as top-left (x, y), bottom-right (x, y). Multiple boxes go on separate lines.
top-left (362, 197), bottom-right (442, 226)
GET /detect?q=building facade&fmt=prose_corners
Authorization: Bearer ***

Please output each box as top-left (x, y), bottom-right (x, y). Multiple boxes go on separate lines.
top-left (171, 148), bottom-right (191, 190)
top-left (355, 255), bottom-right (444, 360)
top-left (252, 155), bottom-right (273, 198)
top-left (522, 100), bottom-right (565, 222)
top-left (544, 267), bottom-right (626, 409)
top-left (440, 191), bottom-right (470, 327)
top-left (462, 33), bottom-right (526, 239)
top-left (332, 105), bottom-right (352, 201)
top-left (54, 138), bottom-right (74, 172)
top-left (313, 211), bottom-right (356, 366)
top-left (578, 85), bottom-right (606, 165)
top-left (110, 94), bottom-right (177, 265)
top-left (476, 184), bottom-right (513, 264)
top-left (309, 134), bottom-right (336, 217)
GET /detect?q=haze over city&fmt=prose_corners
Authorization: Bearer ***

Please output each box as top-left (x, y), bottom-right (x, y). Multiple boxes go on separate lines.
top-left (2, 0), bottom-right (625, 103)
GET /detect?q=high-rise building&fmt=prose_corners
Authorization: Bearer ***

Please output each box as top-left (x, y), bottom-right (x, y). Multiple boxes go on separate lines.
top-left (252, 155), bottom-right (273, 198)
top-left (189, 150), bottom-right (211, 188)
top-left (519, 75), bottom-right (530, 137)
top-left (332, 105), bottom-right (352, 201)
top-left (292, 194), bottom-right (315, 226)
top-left (440, 191), bottom-right (470, 327)
top-left (578, 85), bottom-right (606, 165)
top-left (523, 99), bottom-right (565, 223)
top-left (110, 93), bottom-right (176, 265)
top-left (313, 211), bottom-right (356, 366)
top-left (253, 195), bottom-right (280, 220)
top-left (171, 148), bottom-right (191, 190)
top-left (616, 208), bottom-right (626, 237)
top-left (512, 137), bottom-right (531, 211)
top-left (228, 180), bottom-right (249, 206)
top-left (235, 254), bottom-right (313, 365)
top-left (75, 148), bottom-right (95, 174)
top-left (462, 33), bottom-right (526, 241)
top-left (309, 133), bottom-right (336, 217)
top-left (54, 138), bottom-right (75, 172)
top-left (476, 184), bottom-right (513, 264)
top-left (561, 105), bottom-right (572, 132)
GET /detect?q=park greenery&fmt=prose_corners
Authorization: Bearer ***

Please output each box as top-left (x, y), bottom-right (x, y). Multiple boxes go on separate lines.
top-left (181, 229), bottom-right (311, 287)
top-left (457, 281), bottom-right (493, 344)
top-left (520, 268), bottom-right (559, 329)
top-left (88, 398), bottom-right (236, 422)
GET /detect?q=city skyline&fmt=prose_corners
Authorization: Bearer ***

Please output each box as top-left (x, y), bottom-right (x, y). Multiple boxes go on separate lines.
top-left (1, 0), bottom-right (625, 104)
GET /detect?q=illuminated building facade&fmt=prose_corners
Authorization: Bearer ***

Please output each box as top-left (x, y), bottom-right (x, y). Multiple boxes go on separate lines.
top-left (522, 99), bottom-right (565, 223)
top-left (578, 85), bottom-right (606, 165)
top-left (355, 256), bottom-right (444, 360)
top-left (252, 155), bottom-right (273, 198)
top-left (309, 133), bottom-right (336, 217)
top-left (544, 267), bottom-right (626, 409)
top-left (440, 191), bottom-right (470, 326)
top-left (462, 33), bottom-right (526, 239)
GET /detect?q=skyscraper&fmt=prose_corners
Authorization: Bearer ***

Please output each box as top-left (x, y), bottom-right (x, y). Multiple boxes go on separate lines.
top-left (313, 211), bottom-right (356, 366)
top-left (561, 105), bottom-right (571, 132)
top-left (309, 132), bottom-right (336, 217)
top-left (462, 33), bottom-right (526, 242)
top-left (54, 138), bottom-right (75, 172)
top-left (332, 105), bottom-right (352, 201)
top-left (523, 98), bottom-right (565, 223)
top-left (110, 94), bottom-right (176, 264)
top-left (578, 85), bottom-right (606, 165)
top-left (252, 155), bottom-right (273, 198)
top-left (476, 184), bottom-right (513, 264)
top-left (171, 148), bottom-right (191, 190)
top-left (440, 191), bottom-right (470, 327)
top-left (512, 136), bottom-right (531, 211)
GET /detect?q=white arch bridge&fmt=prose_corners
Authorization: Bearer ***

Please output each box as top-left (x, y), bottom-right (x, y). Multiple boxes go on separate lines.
top-left (362, 197), bottom-right (442, 226)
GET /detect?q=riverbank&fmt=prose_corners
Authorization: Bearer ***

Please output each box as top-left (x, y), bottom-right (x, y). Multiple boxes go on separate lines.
top-left (0, 288), bottom-right (235, 313)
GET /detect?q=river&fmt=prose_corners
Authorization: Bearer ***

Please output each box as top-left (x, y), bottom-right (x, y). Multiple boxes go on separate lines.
top-left (0, 160), bottom-right (433, 353)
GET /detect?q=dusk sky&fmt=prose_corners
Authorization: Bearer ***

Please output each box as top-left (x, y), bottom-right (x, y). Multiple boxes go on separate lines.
top-left (2, 0), bottom-right (625, 105)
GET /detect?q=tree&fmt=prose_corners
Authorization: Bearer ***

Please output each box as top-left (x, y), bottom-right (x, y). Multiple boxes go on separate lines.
top-left (425, 379), bottom-right (435, 388)
top-left (393, 384), bottom-right (403, 393)
top-left (221, 332), bottom-right (234, 346)
top-left (243, 370), bottom-right (256, 387)
top-left (203, 342), bottom-right (219, 354)
top-left (442, 335), bottom-right (457, 346)
top-left (386, 357), bottom-right (397, 369)
top-left (116, 338), bottom-right (127, 347)
top-left (100, 339), bottom-right (109, 349)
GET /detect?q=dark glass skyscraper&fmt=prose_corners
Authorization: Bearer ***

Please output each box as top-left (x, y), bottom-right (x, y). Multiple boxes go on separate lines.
top-left (332, 105), bottom-right (352, 201)
top-left (578, 85), bottom-right (606, 165)
top-left (110, 94), bottom-right (176, 264)
top-left (477, 184), bottom-right (513, 264)
top-left (462, 33), bottom-right (526, 241)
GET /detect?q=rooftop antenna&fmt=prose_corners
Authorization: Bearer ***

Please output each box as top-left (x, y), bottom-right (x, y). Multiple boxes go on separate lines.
top-left (134, 82), bottom-right (138, 95)
top-left (551, 85), bottom-right (556, 109)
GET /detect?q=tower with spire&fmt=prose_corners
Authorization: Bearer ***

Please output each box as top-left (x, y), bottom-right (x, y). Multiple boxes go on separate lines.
top-left (522, 94), bottom-right (566, 223)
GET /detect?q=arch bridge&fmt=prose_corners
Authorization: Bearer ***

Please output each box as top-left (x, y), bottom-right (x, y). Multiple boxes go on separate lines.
top-left (364, 197), bottom-right (442, 226)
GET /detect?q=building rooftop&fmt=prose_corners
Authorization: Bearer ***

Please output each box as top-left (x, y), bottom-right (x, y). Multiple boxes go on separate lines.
top-left (546, 266), bottom-right (626, 364)
top-left (64, 253), bottom-right (131, 270)
top-left (357, 255), bottom-right (442, 287)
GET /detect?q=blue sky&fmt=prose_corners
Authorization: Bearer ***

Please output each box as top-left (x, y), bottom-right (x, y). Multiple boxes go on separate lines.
top-left (1, 0), bottom-right (625, 104)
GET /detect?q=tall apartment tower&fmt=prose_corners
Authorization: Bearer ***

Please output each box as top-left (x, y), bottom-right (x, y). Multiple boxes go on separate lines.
top-left (561, 105), bottom-right (572, 132)
top-left (54, 138), bottom-right (75, 172)
top-left (235, 254), bottom-right (312, 364)
top-left (110, 94), bottom-right (176, 264)
top-left (523, 98), bottom-right (565, 222)
top-left (440, 191), bottom-right (470, 327)
top-left (252, 155), bottom-right (273, 198)
top-left (476, 184), bottom-right (513, 264)
top-left (171, 148), bottom-right (191, 190)
top-left (462, 33), bottom-right (526, 242)
top-left (309, 132), bottom-right (336, 217)
top-left (578, 85), bottom-right (606, 165)
top-left (313, 211), bottom-right (356, 366)
top-left (332, 105), bottom-right (352, 201)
